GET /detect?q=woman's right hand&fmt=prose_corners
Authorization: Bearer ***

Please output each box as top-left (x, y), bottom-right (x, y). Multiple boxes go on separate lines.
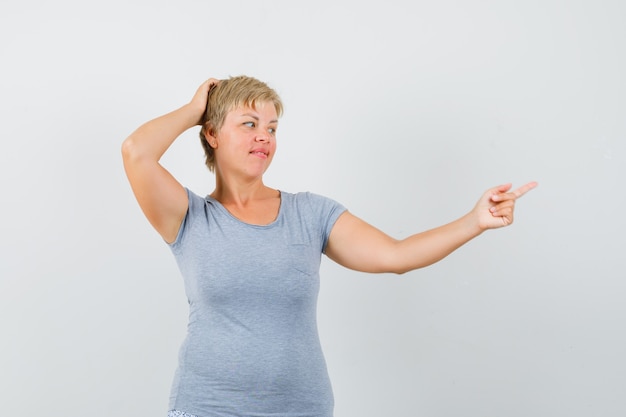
top-left (189, 78), bottom-right (220, 125)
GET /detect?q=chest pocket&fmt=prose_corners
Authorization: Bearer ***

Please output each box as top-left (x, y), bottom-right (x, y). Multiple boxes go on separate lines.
top-left (288, 242), bottom-right (320, 276)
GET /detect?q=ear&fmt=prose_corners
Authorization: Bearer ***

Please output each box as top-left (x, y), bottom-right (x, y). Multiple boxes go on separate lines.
top-left (204, 122), bottom-right (218, 148)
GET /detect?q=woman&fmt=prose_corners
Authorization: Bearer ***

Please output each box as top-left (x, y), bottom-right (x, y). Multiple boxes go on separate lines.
top-left (122, 76), bottom-right (536, 417)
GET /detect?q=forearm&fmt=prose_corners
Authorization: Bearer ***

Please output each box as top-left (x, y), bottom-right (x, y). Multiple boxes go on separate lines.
top-left (122, 103), bottom-right (201, 162)
top-left (391, 212), bottom-right (483, 273)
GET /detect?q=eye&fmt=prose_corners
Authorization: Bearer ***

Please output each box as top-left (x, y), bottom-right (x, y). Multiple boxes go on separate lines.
top-left (268, 127), bottom-right (277, 134)
top-left (243, 121), bottom-right (255, 128)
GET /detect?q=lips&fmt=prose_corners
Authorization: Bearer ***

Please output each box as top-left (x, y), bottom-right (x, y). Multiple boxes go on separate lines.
top-left (250, 149), bottom-right (269, 158)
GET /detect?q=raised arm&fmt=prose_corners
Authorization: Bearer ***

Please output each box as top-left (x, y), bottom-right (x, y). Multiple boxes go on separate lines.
top-left (121, 79), bottom-right (218, 243)
top-left (325, 182), bottom-right (537, 274)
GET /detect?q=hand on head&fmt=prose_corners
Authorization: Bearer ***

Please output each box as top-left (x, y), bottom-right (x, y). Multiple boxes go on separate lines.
top-left (190, 78), bottom-right (221, 125)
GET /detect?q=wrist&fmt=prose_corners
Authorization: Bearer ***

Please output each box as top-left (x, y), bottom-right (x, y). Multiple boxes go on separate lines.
top-left (463, 211), bottom-right (485, 237)
top-left (179, 102), bottom-right (205, 127)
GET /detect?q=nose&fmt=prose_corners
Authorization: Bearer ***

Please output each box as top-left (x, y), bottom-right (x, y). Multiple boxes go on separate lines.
top-left (255, 130), bottom-right (270, 142)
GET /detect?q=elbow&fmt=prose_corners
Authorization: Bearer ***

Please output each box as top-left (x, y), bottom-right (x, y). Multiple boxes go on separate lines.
top-left (383, 243), bottom-right (424, 275)
top-left (121, 135), bottom-right (146, 164)
top-left (121, 135), bottom-right (138, 157)
top-left (121, 136), bottom-right (134, 161)
top-left (385, 253), bottom-right (430, 275)
top-left (392, 258), bottom-right (435, 275)
top-left (390, 266), bottom-right (415, 275)
top-left (384, 259), bottom-right (409, 275)
top-left (379, 260), bottom-right (414, 276)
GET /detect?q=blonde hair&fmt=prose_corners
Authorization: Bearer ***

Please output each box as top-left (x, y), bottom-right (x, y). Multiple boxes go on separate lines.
top-left (199, 76), bottom-right (283, 172)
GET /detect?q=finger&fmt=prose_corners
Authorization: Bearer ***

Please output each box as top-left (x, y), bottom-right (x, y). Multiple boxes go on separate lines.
top-left (512, 181), bottom-right (538, 198)
top-left (492, 190), bottom-right (527, 202)
top-left (197, 79), bottom-right (221, 125)
top-left (207, 78), bottom-right (220, 89)
top-left (197, 79), bottom-right (219, 97)
top-left (493, 183), bottom-right (513, 194)
top-left (491, 181), bottom-right (538, 202)
top-left (489, 199), bottom-right (515, 213)
top-left (487, 183), bottom-right (511, 202)
top-left (490, 205), bottom-right (514, 224)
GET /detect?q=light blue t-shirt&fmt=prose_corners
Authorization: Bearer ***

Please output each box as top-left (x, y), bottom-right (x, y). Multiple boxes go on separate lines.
top-left (168, 188), bottom-right (347, 417)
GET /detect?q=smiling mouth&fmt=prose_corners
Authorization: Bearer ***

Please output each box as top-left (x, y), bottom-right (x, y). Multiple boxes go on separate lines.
top-left (250, 151), bottom-right (268, 158)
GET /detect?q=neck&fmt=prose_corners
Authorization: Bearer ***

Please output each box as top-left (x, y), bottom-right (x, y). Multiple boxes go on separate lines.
top-left (211, 173), bottom-right (276, 206)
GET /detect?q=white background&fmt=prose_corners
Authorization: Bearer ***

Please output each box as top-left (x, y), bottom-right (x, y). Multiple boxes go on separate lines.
top-left (1, 1), bottom-right (625, 416)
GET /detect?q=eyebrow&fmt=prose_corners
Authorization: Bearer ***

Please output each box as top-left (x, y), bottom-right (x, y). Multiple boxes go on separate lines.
top-left (240, 113), bottom-right (278, 124)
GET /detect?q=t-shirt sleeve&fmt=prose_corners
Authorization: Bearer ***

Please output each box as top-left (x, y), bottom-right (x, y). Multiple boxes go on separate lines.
top-left (169, 188), bottom-right (204, 252)
top-left (303, 192), bottom-right (347, 253)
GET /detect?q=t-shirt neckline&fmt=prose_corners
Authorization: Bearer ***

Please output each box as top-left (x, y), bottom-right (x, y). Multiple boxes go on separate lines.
top-left (205, 190), bottom-right (284, 228)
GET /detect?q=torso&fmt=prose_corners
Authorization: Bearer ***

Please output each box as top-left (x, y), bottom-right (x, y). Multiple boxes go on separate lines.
top-left (167, 189), bottom-right (346, 416)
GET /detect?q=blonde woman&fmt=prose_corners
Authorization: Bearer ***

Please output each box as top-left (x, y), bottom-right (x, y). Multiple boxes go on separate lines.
top-left (122, 76), bottom-right (536, 417)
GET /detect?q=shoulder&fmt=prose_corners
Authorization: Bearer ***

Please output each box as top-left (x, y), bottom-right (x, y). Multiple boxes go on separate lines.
top-left (168, 188), bottom-right (214, 248)
top-left (184, 188), bottom-right (211, 213)
top-left (280, 190), bottom-right (343, 210)
top-left (281, 190), bottom-right (340, 204)
top-left (280, 191), bottom-right (347, 227)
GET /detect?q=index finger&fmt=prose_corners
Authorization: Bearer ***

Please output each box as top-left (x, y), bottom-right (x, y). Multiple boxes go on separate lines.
top-left (513, 181), bottom-right (539, 198)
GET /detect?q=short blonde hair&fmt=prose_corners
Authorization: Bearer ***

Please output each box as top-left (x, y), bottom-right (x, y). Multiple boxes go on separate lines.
top-left (199, 75), bottom-right (283, 172)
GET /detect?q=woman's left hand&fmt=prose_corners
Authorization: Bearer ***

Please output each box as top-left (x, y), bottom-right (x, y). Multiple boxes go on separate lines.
top-left (474, 182), bottom-right (538, 230)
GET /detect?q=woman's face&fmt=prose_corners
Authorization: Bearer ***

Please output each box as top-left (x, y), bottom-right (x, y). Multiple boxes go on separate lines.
top-left (212, 101), bottom-right (279, 179)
